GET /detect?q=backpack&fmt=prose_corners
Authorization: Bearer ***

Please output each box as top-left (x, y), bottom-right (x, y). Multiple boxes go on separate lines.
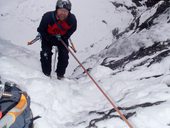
top-left (0, 81), bottom-right (34, 128)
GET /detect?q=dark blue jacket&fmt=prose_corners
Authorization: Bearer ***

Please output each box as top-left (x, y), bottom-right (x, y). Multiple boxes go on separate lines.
top-left (37, 11), bottom-right (77, 44)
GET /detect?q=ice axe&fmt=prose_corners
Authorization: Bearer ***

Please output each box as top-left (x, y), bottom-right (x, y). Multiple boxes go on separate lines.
top-left (52, 46), bottom-right (58, 72)
top-left (27, 34), bottom-right (41, 45)
top-left (69, 38), bottom-right (77, 53)
top-left (27, 34), bottom-right (77, 53)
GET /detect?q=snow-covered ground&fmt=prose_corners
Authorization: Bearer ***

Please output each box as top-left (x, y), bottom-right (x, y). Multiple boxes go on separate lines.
top-left (1, 37), bottom-right (170, 128)
top-left (0, 0), bottom-right (170, 128)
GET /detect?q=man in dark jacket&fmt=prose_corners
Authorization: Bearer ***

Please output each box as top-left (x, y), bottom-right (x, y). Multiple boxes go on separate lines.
top-left (37, 0), bottom-right (77, 79)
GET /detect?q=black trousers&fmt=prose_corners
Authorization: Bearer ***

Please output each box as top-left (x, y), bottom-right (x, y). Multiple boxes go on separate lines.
top-left (40, 40), bottom-right (69, 76)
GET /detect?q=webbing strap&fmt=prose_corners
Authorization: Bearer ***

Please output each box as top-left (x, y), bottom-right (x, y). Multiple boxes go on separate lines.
top-left (52, 12), bottom-right (65, 31)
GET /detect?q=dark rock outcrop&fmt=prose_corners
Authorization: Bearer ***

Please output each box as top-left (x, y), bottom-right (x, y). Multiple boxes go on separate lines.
top-left (86, 101), bottom-right (165, 128)
top-left (101, 40), bottom-right (170, 72)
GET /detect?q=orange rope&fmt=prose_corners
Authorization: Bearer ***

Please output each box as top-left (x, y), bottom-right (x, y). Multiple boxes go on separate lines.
top-left (60, 38), bottom-right (134, 128)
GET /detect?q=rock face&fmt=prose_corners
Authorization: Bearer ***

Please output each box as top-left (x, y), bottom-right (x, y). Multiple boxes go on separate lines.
top-left (72, 0), bottom-right (170, 77)
top-left (111, 0), bottom-right (170, 39)
top-left (101, 40), bottom-right (170, 72)
top-left (74, 1), bottom-right (170, 127)
top-left (100, 0), bottom-right (170, 73)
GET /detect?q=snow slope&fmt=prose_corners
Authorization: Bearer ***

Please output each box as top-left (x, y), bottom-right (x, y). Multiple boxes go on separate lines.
top-left (0, 0), bottom-right (170, 128)
top-left (1, 37), bottom-right (170, 128)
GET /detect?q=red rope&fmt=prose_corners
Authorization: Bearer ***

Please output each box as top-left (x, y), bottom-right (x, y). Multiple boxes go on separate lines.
top-left (60, 39), bottom-right (134, 128)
